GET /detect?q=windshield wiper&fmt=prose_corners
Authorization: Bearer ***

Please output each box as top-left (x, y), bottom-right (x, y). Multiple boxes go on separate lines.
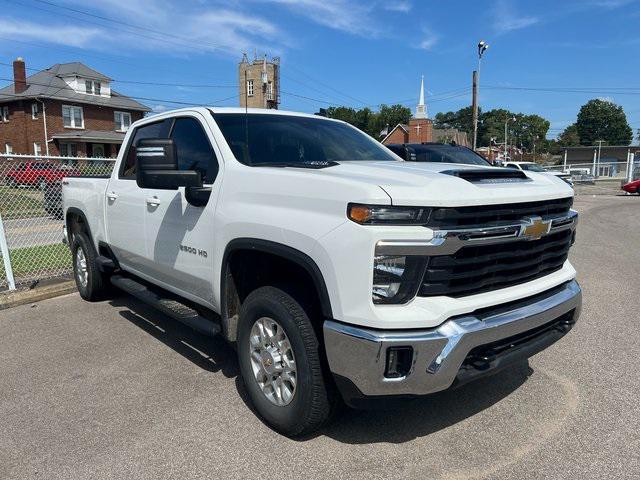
top-left (251, 161), bottom-right (338, 169)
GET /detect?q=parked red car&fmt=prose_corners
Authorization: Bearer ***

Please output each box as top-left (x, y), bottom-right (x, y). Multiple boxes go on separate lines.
top-left (622, 179), bottom-right (640, 194)
top-left (4, 162), bottom-right (80, 189)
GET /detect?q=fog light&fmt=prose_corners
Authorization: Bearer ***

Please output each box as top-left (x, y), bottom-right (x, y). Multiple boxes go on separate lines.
top-left (385, 346), bottom-right (413, 378)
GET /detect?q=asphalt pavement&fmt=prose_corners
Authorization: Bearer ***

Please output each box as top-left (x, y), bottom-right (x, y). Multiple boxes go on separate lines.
top-left (0, 196), bottom-right (638, 479)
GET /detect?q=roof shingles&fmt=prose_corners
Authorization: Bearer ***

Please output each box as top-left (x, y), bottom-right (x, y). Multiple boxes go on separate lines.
top-left (0, 62), bottom-right (149, 112)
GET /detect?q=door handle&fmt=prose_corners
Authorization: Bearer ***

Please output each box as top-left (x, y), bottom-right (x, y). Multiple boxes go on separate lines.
top-left (146, 196), bottom-right (161, 206)
top-left (107, 191), bottom-right (118, 201)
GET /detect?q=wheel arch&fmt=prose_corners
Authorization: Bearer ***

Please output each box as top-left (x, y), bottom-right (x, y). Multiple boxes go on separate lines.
top-left (65, 207), bottom-right (96, 250)
top-left (220, 238), bottom-right (333, 342)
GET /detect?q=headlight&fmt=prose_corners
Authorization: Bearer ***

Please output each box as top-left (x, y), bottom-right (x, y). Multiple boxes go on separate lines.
top-left (373, 255), bottom-right (427, 304)
top-left (348, 203), bottom-right (430, 225)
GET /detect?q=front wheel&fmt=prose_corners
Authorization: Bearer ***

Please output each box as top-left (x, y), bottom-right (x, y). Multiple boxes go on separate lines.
top-left (71, 231), bottom-right (110, 301)
top-left (237, 286), bottom-right (335, 437)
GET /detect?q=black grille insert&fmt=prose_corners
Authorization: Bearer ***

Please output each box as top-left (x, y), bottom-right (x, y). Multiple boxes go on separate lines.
top-left (428, 197), bottom-right (573, 228)
top-left (419, 229), bottom-right (573, 298)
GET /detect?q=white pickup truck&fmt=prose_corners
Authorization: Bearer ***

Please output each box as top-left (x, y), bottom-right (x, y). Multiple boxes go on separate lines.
top-left (63, 107), bottom-right (581, 436)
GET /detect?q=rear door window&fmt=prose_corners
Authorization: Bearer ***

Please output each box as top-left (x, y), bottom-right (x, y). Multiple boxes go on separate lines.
top-left (170, 117), bottom-right (219, 184)
top-left (120, 119), bottom-right (172, 178)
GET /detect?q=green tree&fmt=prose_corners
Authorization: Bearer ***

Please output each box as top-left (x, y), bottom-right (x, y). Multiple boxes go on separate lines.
top-left (325, 104), bottom-right (411, 138)
top-left (433, 106), bottom-right (476, 135)
top-left (375, 104), bottom-right (412, 136)
top-left (576, 99), bottom-right (632, 146)
top-left (477, 109), bottom-right (550, 151)
top-left (324, 106), bottom-right (358, 126)
top-left (557, 123), bottom-right (580, 146)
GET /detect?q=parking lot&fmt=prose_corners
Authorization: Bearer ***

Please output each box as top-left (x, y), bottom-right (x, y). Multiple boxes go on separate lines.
top-left (0, 195), bottom-right (638, 480)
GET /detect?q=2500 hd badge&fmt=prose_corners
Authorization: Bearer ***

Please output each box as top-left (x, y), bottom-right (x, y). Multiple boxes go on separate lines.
top-left (179, 244), bottom-right (207, 257)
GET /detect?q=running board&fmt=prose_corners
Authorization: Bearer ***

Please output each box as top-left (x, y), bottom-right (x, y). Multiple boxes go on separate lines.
top-left (110, 275), bottom-right (221, 337)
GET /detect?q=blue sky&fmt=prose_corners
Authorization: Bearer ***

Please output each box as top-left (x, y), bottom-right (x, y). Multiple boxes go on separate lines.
top-left (1, 0), bottom-right (640, 138)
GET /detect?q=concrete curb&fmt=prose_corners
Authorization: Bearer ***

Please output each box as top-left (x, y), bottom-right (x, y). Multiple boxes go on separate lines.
top-left (0, 281), bottom-right (77, 310)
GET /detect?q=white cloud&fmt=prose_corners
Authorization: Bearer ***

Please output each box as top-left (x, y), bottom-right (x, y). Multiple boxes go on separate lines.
top-left (413, 26), bottom-right (439, 51)
top-left (151, 104), bottom-right (169, 113)
top-left (53, 0), bottom-right (286, 56)
top-left (492, 0), bottom-right (540, 35)
top-left (254, 0), bottom-right (385, 37)
top-left (418, 34), bottom-right (439, 50)
top-left (0, 18), bottom-right (103, 48)
top-left (383, 1), bottom-right (412, 12)
top-left (589, 0), bottom-right (635, 7)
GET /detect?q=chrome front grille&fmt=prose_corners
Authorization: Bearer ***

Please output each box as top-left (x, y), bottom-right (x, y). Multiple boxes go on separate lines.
top-left (419, 228), bottom-right (574, 297)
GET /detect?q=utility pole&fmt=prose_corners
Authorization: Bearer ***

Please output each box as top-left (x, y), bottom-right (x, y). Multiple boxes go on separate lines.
top-left (504, 116), bottom-right (516, 161)
top-left (472, 70), bottom-right (478, 150)
top-left (472, 40), bottom-right (489, 151)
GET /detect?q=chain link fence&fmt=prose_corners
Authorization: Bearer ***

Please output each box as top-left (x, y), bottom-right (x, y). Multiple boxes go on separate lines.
top-left (0, 154), bottom-right (114, 291)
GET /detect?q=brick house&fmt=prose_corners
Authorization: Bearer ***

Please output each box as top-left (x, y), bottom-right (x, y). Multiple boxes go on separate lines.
top-left (0, 58), bottom-right (150, 158)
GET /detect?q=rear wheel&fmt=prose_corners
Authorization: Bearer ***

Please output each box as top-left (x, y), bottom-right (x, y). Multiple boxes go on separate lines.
top-left (237, 286), bottom-right (335, 437)
top-left (71, 231), bottom-right (110, 301)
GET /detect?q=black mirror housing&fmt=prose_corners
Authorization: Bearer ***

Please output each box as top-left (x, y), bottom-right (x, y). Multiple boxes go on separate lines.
top-left (135, 138), bottom-right (202, 190)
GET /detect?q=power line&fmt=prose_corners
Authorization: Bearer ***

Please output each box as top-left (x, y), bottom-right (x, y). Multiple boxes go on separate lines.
top-left (485, 85), bottom-right (640, 96)
top-left (26, 0), bottom-right (232, 53)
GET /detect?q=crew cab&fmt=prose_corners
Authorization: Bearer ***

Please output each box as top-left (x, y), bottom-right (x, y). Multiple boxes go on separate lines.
top-left (62, 108), bottom-right (581, 436)
top-left (5, 161), bottom-right (80, 189)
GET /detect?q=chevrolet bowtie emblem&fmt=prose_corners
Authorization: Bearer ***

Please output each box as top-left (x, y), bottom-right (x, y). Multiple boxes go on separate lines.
top-left (520, 216), bottom-right (551, 240)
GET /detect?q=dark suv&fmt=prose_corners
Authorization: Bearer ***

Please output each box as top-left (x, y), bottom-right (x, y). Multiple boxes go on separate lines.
top-left (386, 143), bottom-right (490, 166)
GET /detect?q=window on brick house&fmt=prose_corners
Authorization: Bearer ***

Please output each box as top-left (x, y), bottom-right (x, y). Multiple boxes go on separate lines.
top-left (62, 105), bottom-right (84, 128)
top-left (247, 79), bottom-right (254, 97)
top-left (1, 106), bottom-right (8, 122)
top-left (31, 103), bottom-right (39, 119)
top-left (85, 80), bottom-right (102, 95)
top-left (60, 143), bottom-right (77, 157)
top-left (114, 111), bottom-right (132, 132)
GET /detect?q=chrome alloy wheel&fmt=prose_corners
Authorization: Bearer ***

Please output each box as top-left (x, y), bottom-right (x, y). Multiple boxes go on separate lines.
top-left (75, 247), bottom-right (88, 288)
top-left (249, 317), bottom-right (297, 406)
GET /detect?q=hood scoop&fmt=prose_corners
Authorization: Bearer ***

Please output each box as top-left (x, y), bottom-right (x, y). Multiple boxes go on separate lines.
top-left (441, 168), bottom-right (531, 184)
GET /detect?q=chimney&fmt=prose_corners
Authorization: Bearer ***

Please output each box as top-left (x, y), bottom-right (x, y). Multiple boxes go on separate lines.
top-left (13, 57), bottom-right (27, 94)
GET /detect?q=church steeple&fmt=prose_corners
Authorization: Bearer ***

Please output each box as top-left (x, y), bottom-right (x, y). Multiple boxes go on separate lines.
top-left (415, 75), bottom-right (427, 119)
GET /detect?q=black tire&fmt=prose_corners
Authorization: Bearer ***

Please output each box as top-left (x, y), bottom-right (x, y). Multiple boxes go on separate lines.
top-left (71, 231), bottom-right (110, 301)
top-left (237, 286), bottom-right (335, 437)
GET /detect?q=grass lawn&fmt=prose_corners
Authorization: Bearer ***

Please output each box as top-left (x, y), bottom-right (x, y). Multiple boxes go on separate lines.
top-left (0, 186), bottom-right (45, 220)
top-left (6, 243), bottom-right (71, 278)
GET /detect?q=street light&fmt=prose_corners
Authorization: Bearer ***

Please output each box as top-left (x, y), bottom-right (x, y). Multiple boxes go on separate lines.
top-left (472, 40), bottom-right (489, 151)
top-left (504, 116), bottom-right (516, 161)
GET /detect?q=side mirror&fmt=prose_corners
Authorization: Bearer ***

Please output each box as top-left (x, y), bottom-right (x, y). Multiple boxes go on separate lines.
top-left (135, 138), bottom-right (202, 190)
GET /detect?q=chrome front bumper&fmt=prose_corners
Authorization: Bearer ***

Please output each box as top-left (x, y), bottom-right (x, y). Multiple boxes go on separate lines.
top-left (323, 280), bottom-right (581, 399)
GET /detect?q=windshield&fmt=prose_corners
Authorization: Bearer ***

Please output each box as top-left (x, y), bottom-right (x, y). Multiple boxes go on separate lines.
top-left (519, 163), bottom-right (545, 172)
top-left (407, 144), bottom-right (490, 166)
top-left (212, 113), bottom-right (398, 165)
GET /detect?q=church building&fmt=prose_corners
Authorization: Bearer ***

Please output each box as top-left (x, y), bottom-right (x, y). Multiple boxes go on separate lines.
top-left (381, 76), bottom-right (469, 147)
top-left (381, 76), bottom-right (433, 145)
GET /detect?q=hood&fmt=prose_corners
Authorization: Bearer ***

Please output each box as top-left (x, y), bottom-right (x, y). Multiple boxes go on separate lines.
top-left (323, 161), bottom-right (573, 206)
